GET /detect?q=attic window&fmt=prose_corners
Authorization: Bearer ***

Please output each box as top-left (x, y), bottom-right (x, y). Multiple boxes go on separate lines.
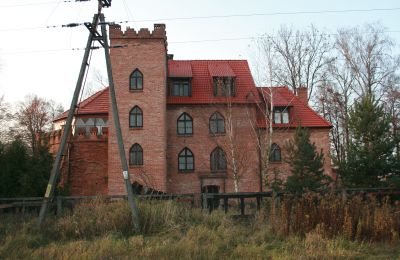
top-left (213, 77), bottom-right (235, 97)
top-left (172, 80), bottom-right (191, 97)
top-left (274, 107), bottom-right (289, 124)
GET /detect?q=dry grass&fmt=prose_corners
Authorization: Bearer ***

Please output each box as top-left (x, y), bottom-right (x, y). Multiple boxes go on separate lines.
top-left (268, 193), bottom-right (400, 242)
top-left (0, 194), bottom-right (399, 259)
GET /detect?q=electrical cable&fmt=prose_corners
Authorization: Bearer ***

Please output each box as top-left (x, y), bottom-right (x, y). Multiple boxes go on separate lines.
top-left (76, 41), bottom-right (94, 115)
top-left (2, 29), bottom-right (400, 55)
top-left (0, 0), bottom-right (90, 8)
top-left (1, 6), bottom-right (400, 32)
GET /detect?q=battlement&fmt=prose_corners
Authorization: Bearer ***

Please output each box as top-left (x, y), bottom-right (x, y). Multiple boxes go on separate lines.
top-left (47, 127), bottom-right (109, 148)
top-left (109, 24), bottom-right (167, 40)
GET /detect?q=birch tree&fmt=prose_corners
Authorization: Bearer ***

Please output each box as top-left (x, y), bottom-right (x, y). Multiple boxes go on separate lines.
top-left (256, 24), bottom-right (332, 99)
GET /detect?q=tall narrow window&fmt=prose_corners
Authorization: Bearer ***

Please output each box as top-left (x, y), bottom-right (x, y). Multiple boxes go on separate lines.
top-left (177, 113), bottom-right (193, 135)
top-left (130, 143), bottom-right (143, 165)
top-left (130, 69), bottom-right (143, 90)
top-left (274, 107), bottom-right (289, 124)
top-left (210, 147), bottom-right (227, 172)
top-left (209, 112), bottom-right (225, 134)
top-left (178, 148), bottom-right (194, 172)
top-left (269, 143), bottom-right (281, 162)
top-left (129, 106), bottom-right (143, 128)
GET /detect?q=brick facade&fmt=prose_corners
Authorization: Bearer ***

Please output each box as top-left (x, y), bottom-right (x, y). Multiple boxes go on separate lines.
top-left (107, 24), bottom-right (168, 194)
top-left (166, 104), bottom-right (260, 194)
top-left (48, 129), bottom-right (108, 196)
top-left (49, 24), bottom-right (333, 196)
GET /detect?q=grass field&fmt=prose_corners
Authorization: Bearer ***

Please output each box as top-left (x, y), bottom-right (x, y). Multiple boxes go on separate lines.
top-left (1, 195), bottom-right (399, 259)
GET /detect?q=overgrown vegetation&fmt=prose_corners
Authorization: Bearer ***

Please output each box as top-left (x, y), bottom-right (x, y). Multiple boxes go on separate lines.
top-left (1, 195), bottom-right (399, 259)
top-left (0, 139), bottom-right (52, 198)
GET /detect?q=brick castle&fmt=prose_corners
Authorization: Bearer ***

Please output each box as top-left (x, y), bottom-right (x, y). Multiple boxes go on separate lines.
top-left (49, 24), bottom-right (332, 196)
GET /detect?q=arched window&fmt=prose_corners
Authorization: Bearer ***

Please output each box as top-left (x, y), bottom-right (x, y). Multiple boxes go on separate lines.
top-left (130, 143), bottom-right (143, 165)
top-left (178, 148), bottom-right (194, 172)
top-left (210, 147), bottom-right (227, 172)
top-left (130, 69), bottom-right (143, 90)
top-left (269, 143), bottom-right (281, 162)
top-left (209, 112), bottom-right (225, 134)
top-left (177, 113), bottom-right (193, 135)
top-left (129, 106), bottom-right (143, 128)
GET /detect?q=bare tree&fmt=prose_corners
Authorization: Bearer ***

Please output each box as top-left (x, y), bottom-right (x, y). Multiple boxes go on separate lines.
top-left (383, 76), bottom-right (400, 158)
top-left (223, 96), bottom-right (254, 192)
top-left (316, 59), bottom-right (355, 164)
top-left (14, 95), bottom-right (62, 152)
top-left (257, 24), bottom-right (332, 99)
top-left (316, 23), bottom-right (400, 171)
top-left (336, 23), bottom-right (399, 99)
top-left (83, 68), bottom-right (108, 99)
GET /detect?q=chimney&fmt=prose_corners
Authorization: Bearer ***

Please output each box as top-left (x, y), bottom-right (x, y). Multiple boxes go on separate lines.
top-left (297, 86), bottom-right (308, 104)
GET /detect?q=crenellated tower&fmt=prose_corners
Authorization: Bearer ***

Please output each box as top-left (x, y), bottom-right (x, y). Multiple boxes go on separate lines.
top-left (107, 24), bottom-right (168, 194)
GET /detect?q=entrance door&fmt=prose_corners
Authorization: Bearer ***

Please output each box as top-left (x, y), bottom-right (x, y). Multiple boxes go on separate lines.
top-left (201, 185), bottom-right (220, 210)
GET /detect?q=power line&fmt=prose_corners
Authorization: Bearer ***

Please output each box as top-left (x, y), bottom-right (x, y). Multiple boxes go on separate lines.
top-left (123, 7), bottom-right (400, 23)
top-left (3, 29), bottom-right (400, 54)
top-left (1, 45), bottom-right (127, 55)
top-left (1, 6), bottom-right (400, 32)
top-left (0, 0), bottom-right (90, 8)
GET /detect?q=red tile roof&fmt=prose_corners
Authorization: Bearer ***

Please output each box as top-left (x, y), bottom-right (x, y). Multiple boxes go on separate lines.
top-left (54, 87), bottom-right (109, 121)
top-left (167, 60), bottom-right (259, 104)
top-left (207, 62), bottom-right (236, 77)
top-left (54, 61), bottom-right (331, 128)
top-left (257, 86), bottom-right (332, 128)
top-left (168, 60), bottom-right (193, 77)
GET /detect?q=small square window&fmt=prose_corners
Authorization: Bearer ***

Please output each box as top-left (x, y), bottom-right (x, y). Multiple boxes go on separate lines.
top-left (274, 107), bottom-right (289, 124)
top-left (172, 80), bottom-right (191, 97)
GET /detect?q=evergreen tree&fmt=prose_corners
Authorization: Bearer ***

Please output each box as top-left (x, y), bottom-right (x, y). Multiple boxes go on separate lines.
top-left (0, 138), bottom-right (53, 197)
top-left (285, 127), bottom-right (330, 193)
top-left (0, 138), bottom-right (30, 197)
top-left (339, 95), bottom-right (399, 187)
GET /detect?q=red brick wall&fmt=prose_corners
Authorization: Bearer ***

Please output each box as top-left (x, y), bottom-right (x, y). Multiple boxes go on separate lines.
top-left (48, 129), bottom-right (108, 196)
top-left (108, 25), bottom-right (168, 194)
top-left (67, 134), bottom-right (108, 196)
top-left (166, 104), bottom-right (261, 194)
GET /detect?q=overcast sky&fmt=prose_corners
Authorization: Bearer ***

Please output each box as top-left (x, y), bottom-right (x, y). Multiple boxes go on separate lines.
top-left (0, 0), bottom-right (399, 109)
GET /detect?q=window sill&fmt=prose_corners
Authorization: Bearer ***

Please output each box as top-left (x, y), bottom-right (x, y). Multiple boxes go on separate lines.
top-left (269, 161), bottom-right (282, 164)
top-left (129, 165), bottom-right (144, 168)
top-left (209, 133), bottom-right (225, 137)
top-left (210, 170), bottom-right (227, 174)
top-left (177, 134), bottom-right (193, 137)
top-left (129, 127), bottom-right (143, 130)
top-left (129, 89), bottom-right (143, 93)
top-left (178, 170), bottom-right (194, 174)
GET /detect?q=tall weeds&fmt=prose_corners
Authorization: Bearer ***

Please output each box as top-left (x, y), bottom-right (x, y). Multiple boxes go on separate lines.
top-left (268, 193), bottom-right (400, 242)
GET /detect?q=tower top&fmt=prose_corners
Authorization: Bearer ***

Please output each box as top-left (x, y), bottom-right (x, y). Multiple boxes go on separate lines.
top-left (109, 24), bottom-right (166, 40)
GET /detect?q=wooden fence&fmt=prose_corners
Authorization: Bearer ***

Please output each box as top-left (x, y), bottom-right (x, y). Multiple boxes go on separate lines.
top-left (1, 188), bottom-right (399, 216)
top-left (0, 194), bottom-right (195, 215)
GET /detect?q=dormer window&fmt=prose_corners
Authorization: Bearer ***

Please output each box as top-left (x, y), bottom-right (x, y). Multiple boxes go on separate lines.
top-left (213, 77), bottom-right (235, 97)
top-left (274, 107), bottom-right (289, 124)
top-left (172, 80), bottom-right (191, 96)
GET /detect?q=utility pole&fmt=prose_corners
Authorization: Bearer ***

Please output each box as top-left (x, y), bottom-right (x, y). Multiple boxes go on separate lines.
top-left (38, 0), bottom-right (140, 231)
